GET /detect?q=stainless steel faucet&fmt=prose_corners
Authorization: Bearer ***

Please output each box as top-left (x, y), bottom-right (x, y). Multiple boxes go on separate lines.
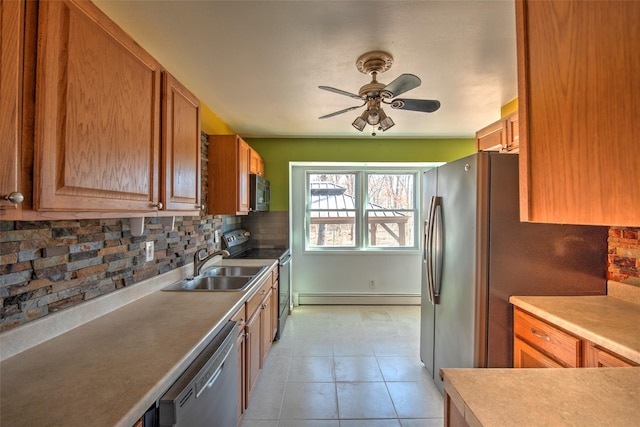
top-left (194, 249), bottom-right (230, 276)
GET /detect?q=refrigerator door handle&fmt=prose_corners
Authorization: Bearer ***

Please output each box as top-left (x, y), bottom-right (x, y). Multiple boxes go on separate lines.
top-left (431, 197), bottom-right (443, 304)
top-left (424, 217), bottom-right (434, 304)
top-left (425, 196), bottom-right (442, 304)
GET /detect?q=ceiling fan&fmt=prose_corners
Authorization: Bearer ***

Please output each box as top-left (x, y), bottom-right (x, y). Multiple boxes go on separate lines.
top-left (319, 51), bottom-right (441, 135)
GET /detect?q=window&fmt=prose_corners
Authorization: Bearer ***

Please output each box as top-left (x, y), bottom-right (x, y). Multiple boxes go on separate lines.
top-left (305, 169), bottom-right (418, 251)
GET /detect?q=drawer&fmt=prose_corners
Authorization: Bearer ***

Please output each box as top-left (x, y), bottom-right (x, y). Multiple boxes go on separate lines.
top-left (231, 305), bottom-right (246, 330)
top-left (513, 308), bottom-right (581, 367)
top-left (246, 278), bottom-right (272, 317)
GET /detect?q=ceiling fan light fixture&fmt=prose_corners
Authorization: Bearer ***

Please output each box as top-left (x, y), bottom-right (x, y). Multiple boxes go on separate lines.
top-left (378, 108), bottom-right (395, 131)
top-left (366, 108), bottom-right (381, 126)
top-left (352, 110), bottom-right (368, 131)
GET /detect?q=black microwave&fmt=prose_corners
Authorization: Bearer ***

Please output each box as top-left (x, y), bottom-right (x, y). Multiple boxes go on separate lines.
top-left (250, 174), bottom-right (270, 212)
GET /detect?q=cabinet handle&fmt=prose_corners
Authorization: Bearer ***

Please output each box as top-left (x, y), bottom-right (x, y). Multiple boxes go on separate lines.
top-left (3, 192), bottom-right (24, 205)
top-left (530, 328), bottom-right (551, 341)
top-left (260, 290), bottom-right (267, 295)
top-left (151, 201), bottom-right (163, 210)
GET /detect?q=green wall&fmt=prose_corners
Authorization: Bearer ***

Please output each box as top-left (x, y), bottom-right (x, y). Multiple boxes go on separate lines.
top-left (246, 138), bottom-right (475, 211)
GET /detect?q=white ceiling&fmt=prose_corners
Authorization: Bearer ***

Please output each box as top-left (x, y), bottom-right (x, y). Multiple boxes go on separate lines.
top-left (93, 0), bottom-right (517, 139)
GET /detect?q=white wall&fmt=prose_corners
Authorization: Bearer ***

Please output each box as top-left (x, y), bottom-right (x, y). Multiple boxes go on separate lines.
top-left (290, 163), bottom-right (435, 305)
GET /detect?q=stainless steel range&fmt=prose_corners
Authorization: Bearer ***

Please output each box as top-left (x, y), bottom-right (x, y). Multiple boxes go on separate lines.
top-left (222, 229), bottom-right (290, 339)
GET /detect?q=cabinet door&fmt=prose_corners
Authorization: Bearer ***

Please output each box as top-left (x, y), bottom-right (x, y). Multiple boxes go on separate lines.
top-left (513, 308), bottom-right (581, 367)
top-left (33, 0), bottom-right (160, 212)
top-left (0, 0), bottom-right (25, 219)
top-left (208, 134), bottom-right (250, 215)
top-left (475, 119), bottom-right (504, 152)
top-left (249, 148), bottom-right (264, 176)
top-left (245, 309), bottom-right (261, 405)
top-left (585, 344), bottom-right (638, 368)
top-left (504, 113), bottom-right (519, 152)
top-left (238, 138), bottom-right (250, 213)
top-left (260, 288), bottom-right (273, 368)
top-left (161, 72), bottom-right (201, 213)
top-left (514, 337), bottom-right (564, 368)
top-left (516, 0), bottom-right (640, 226)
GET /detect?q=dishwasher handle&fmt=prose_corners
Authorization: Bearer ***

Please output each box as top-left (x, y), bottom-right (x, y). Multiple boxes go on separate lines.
top-left (195, 340), bottom-right (235, 399)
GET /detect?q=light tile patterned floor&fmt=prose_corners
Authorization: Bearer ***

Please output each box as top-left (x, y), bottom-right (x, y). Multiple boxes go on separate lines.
top-left (240, 305), bottom-right (444, 427)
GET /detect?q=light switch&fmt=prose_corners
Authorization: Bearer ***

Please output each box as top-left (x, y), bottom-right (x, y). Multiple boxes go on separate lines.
top-left (145, 241), bottom-right (154, 262)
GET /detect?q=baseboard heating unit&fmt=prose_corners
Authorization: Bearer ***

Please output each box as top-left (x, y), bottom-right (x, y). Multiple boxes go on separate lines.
top-left (296, 293), bottom-right (420, 306)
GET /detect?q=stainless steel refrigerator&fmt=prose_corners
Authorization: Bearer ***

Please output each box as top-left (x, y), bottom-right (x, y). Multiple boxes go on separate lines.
top-left (420, 152), bottom-right (607, 393)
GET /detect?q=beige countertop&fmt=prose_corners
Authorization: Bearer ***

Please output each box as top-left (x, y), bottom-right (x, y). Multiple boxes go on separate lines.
top-left (442, 367), bottom-right (640, 427)
top-left (0, 259), bottom-right (277, 427)
top-left (509, 294), bottom-right (640, 364)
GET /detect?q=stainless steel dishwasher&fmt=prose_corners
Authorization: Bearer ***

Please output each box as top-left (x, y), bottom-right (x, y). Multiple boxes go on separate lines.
top-left (159, 321), bottom-right (238, 427)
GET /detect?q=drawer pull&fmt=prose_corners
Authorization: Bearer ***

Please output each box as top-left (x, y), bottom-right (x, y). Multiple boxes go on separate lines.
top-left (530, 328), bottom-right (551, 341)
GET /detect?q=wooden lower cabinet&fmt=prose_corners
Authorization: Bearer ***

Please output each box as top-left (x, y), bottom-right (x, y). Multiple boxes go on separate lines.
top-left (243, 270), bottom-right (278, 414)
top-left (513, 307), bottom-right (581, 367)
top-left (514, 307), bottom-right (637, 369)
top-left (514, 336), bottom-right (564, 368)
top-left (444, 392), bottom-right (469, 427)
top-left (245, 306), bottom-right (262, 407)
top-left (585, 343), bottom-right (637, 368)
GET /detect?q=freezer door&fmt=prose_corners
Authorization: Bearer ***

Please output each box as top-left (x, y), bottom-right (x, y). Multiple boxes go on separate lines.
top-left (431, 154), bottom-right (479, 393)
top-left (420, 168), bottom-right (438, 379)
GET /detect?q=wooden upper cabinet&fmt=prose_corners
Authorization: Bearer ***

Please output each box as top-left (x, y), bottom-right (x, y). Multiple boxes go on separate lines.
top-left (238, 139), bottom-right (250, 213)
top-left (475, 111), bottom-right (518, 153)
top-left (161, 72), bottom-right (201, 214)
top-left (208, 134), bottom-right (251, 215)
top-left (33, 0), bottom-right (161, 213)
top-left (476, 118), bottom-right (505, 152)
top-left (249, 148), bottom-right (264, 176)
top-left (516, 0), bottom-right (640, 226)
top-left (0, 0), bottom-right (25, 219)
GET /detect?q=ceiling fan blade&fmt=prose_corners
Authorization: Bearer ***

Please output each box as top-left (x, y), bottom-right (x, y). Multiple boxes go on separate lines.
top-left (319, 86), bottom-right (364, 100)
top-left (319, 103), bottom-right (365, 119)
top-left (380, 74), bottom-right (421, 98)
top-left (389, 98), bottom-right (441, 113)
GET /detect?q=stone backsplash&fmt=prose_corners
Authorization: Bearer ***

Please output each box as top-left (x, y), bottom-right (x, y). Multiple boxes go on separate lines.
top-left (0, 216), bottom-right (223, 332)
top-left (608, 227), bottom-right (640, 286)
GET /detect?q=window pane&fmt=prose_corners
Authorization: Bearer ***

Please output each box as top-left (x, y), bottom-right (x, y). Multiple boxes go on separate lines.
top-left (307, 173), bottom-right (358, 247)
top-left (309, 173), bottom-right (356, 206)
top-left (309, 217), bottom-right (356, 247)
top-left (367, 174), bottom-right (414, 209)
top-left (367, 212), bottom-right (414, 247)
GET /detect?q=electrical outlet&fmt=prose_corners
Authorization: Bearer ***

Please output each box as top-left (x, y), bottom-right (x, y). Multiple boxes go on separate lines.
top-left (145, 241), bottom-right (154, 262)
top-left (369, 280), bottom-right (375, 289)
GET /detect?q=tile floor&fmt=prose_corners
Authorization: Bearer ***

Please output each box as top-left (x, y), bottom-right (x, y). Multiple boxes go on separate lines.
top-left (240, 305), bottom-right (444, 427)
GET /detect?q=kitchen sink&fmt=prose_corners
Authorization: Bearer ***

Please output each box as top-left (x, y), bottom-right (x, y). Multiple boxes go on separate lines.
top-left (162, 265), bottom-right (267, 292)
top-left (203, 266), bottom-right (264, 277)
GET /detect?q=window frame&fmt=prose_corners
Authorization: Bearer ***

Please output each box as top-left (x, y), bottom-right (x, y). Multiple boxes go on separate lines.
top-left (304, 167), bottom-right (421, 253)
